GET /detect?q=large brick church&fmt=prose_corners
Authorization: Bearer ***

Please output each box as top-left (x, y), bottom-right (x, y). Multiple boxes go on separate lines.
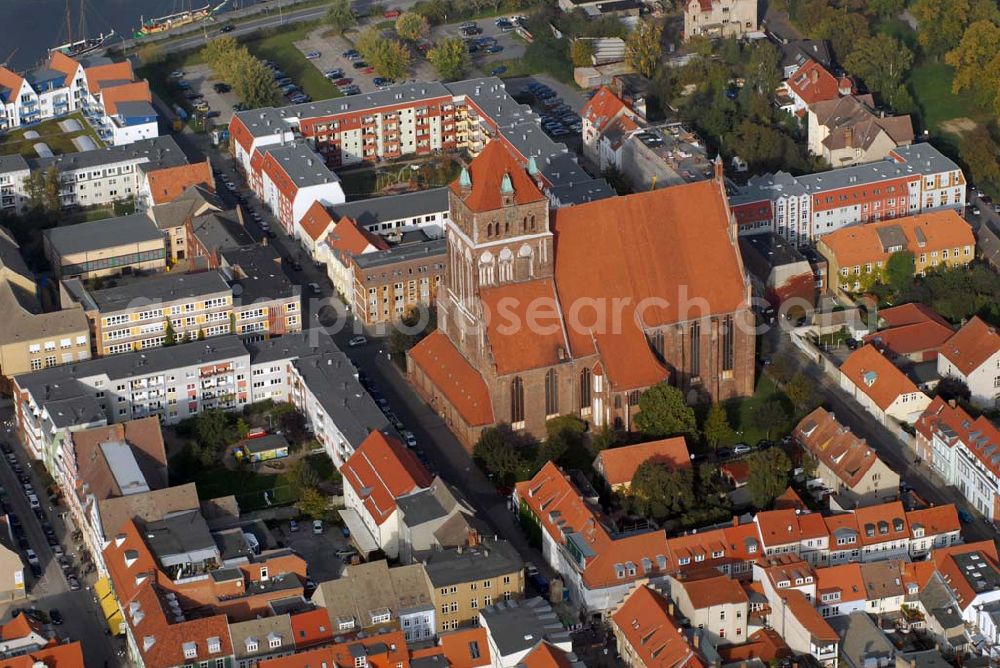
top-left (408, 140), bottom-right (755, 449)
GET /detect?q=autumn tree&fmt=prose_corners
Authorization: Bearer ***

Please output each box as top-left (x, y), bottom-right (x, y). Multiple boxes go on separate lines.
top-left (635, 383), bottom-right (698, 439)
top-left (701, 403), bottom-right (734, 450)
top-left (428, 38), bottom-right (470, 81)
top-left (752, 400), bottom-right (790, 440)
top-left (296, 488), bottom-right (330, 520)
top-left (959, 126), bottom-right (1000, 189)
top-left (137, 42), bottom-right (164, 65)
top-left (625, 20), bottom-right (662, 79)
top-left (844, 35), bottom-right (913, 109)
top-left (25, 166), bottom-right (61, 213)
top-left (911, 0), bottom-right (970, 56)
top-left (473, 425), bottom-right (532, 485)
top-left (570, 39), bottom-right (595, 67)
top-left (784, 372), bottom-right (818, 414)
top-left (625, 461), bottom-right (696, 519)
top-left (945, 20), bottom-right (1000, 117)
top-left (745, 41), bottom-right (781, 95)
top-left (325, 0), bottom-right (357, 35)
top-left (395, 12), bottom-right (430, 41)
top-left (747, 448), bottom-right (792, 509)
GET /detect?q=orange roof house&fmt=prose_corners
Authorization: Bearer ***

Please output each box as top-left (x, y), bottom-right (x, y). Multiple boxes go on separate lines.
top-left (839, 344), bottom-right (929, 421)
top-left (785, 60), bottom-right (841, 107)
top-left (144, 161), bottom-right (215, 206)
top-left (938, 316), bottom-right (1000, 408)
top-left (794, 407), bottom-right (899, 506)
top-left (84, 60), bottom-right (136, 93)
top-left (100, 80), bottom-right (152, 116)
top-left (47, 51), bottom-right (81, 80)
top-left (289, 607), bottom-right (334, 649)
top-left (260, 630), bottom-right (409, 668)
top-left (610, 585), bottom-right (705, 668)
top-left (581, 87), bottom-right (632, 135)
top-left (593, 437), bottom-right (691, 489)
top-left (0, 641), bottom-right (85, 668)
top-left (815, 562), bottom-right (867, 608)
top-left (864, 303), bottom-right (954, 362)
top-left (341, 431), bottom-right (433, 527)
top-left (438, 627), bottom-right (492, 668)
top-left (297, 201), bottom-right (336, 244)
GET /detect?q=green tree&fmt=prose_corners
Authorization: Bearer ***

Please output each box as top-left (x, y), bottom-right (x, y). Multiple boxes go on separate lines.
top-left (626, 461), bottom-right (695, 519)
top-left (395, 12), bottom-right (430, 41)
top-left (194, 409), bottom-right (236, 452)
top-left (625, 20), bottom-right (662, 79)
top-left (959, 127), bottom-right (1000, 189)
top-left (26, 166), bottom-right (62, 213)
top-left (428, 38), bottom-right (470, 81)
top-left (746, 41), bottom-right (781, 95)
top-left (197, 327), bottom-right (206, 340)
top-left (234, 54), bottom-right (281, 109)
top-left (867, 0), bottom-right (904, 19)
top-left (473, 426), bottom-right (531, 485)
top-left (935, 376), bottom-right (971, 403)
top-left (702, 403), bottom-right (734, 450)
top-left (164, 319), bottom-right (177, 346)
top-left (844, 35), bottom-right (913, 107)
top-left (137, 42), bottom-right (164, 65)
top-left (752, 400), bottom-right (790, 439)
top-left (911, 0), bottom-right (970, 56)
top-left (635, 383), bottom-right (698, 439)
top-left (769, 352), bottom-right (798, 384)
top-left (945, 21), bottom-right (1000, 117)
top-left (570, 39), bottom-right (595, 67)
top-left (784, 372), bottom-right (818, 414)
top-left (886, 250), bottom-right (916, 294)
top-left (293, 458), bottom-right (321, 490)
top-left (590, 426), bottom-right (618, 453)
top-left (295, 487), bottom-right (329, 520)
top-left (202, 35), bottom-right (241, 80)
top-left (388, 305), bottom-right (436, 359)
top-left (324, 0), bottom-right (357, 35)
top-left (747, 448), bottom-right (792, 508)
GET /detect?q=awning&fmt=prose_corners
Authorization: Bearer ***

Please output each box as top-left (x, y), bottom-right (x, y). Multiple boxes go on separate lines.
top-left (338, 509), bottom-right (379, 554)
top-left (95, 577), bottom-right (125, 636)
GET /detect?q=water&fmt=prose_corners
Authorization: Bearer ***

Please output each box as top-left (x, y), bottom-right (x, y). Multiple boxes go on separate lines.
top-left (1, 0), bottom-right (265, 71)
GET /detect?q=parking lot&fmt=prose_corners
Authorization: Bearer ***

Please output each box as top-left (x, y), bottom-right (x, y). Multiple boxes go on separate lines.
top-left (277, 520), bottom-right (351, 582)
top-left (429, 16), bottom-right (527, 78)
top-left (170, 63), bottom-right (240, 125)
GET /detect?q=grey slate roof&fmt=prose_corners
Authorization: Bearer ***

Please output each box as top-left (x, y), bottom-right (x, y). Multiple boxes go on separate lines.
top-left (327, 188), bottom-right (449, 227)
top-left (113, 100), bottom-right (157, 118)
top-left (261, 143), bottom-right (339, 188)
top-left (143, 509), bottom-right (216, 561)
top-left (547, 178), bottom-right (615, 206)
top-left (292, 352), bottom-right (390, 448)
top-left (245, 328), bottom-right (343, 366)
top-left (422, 539), bottom-right (523, 588)
top-left (0, 154), bottom-right (30, 175)
top-left (220, 245), bottom-right (298, 304)
top-left (353, 237), bottom-right (446, 271)
top-left (732, 143), bottom-right (960, 205)
top-left (479, 598), bottom-right (569, 658)
top-left (44, 213), bottom-right (163, 256)
top-left (827, 612), bottom-right (894, 668)
top-left (28, 135), bottom-right (187, 173)
top-left (68, 270), bottom-right (230, 312)
top-left (190, 210), bottom-right (255, 252)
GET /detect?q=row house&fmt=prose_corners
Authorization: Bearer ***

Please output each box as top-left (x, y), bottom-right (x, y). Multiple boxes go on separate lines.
top-left (916, 396), bottom-right (1000, 520)
top-left (838, 344), bottom-right (931, 425)
top-left (0, 135), bottom-right (189, 212)
top-left (863, 303), bottom-right (955, 364)
top-left (730, 143), bottom-right (966, 246)
top-left (610, 585), bottom-right (706, 668)
top-left (937, 316), bottom-right (1000, 410)
top-left (669, 574), bottom-right (751, 645)
top-left (932, 542), bottom-right (1000, 635)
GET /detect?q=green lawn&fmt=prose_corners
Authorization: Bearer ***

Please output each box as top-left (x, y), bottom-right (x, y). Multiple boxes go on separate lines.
top-left (909, 62), bottom-right (988, 133)
top-left (0, 112), bottom-right (103, 157)
top-left (242, 23), bottom-right (341, 101)
top-left (721, 375), bottom-right (793, 447)
top-left (170, 444), bottom-right (302, 511)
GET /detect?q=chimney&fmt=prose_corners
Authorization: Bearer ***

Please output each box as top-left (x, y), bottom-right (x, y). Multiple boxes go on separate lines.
top-left (668, 601), bottom-right (675, 616)
top-left (948, 399), bottom-right (956, 408)
top-left (809, 68), bottom-right (819, 84)
top-left (844, 128), bottom-right (852, 149)
top-left (714, 154), bottom-right (724, 182)
top-left (693, 632), bottom-right (701, 649)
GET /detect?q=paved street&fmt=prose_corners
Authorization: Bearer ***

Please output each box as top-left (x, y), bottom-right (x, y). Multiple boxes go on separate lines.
top-left (0, 410), bottom-right (122, 667)
top-left (771, 330), bottom-right (998, 544)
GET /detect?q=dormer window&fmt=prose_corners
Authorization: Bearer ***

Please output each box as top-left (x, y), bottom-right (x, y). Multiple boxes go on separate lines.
top-left (207, 637), bottom-right (221, 654)
top-left (182, 642), bottom-right (197, 659)
top-left (268, 633), bottom-right (282, 649)
top-left (246, 638), bottom-right (259, 653)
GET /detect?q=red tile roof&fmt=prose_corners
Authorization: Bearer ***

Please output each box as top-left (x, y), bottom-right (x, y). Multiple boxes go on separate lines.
top-left (298, 201), bottom-right (336, 243)
top-left (906, 505), bottom-right (960, 538)
top-left (260, 630), bottom-right (409, 668)
top-left (755, 509), bottom-right (825, 548)
top-left (781, 588), bottom-right (837, 642)
top-left (916, 397), bottom-right (1000, 480)
top-left (439, 627), bottom-right (491, 668)
top-left (676, 574), bottom-right (749, 608)
top-left (479, 277), bottom-right (569, 375)
top-left (772, 487), bottom-right (807, 511)
top-left (552, 179), bottom-right (746, 390)
top-left (327, 214), bottom-right (389, 255)
top-left (0, 641), bottom-right (85, 667)
top-left (146, 161), bottom-right (214, 205)
top-left (290, 607), bottom-right (334, 649)
top-left (795, 407), bottom-right (882, 488)
top-left (611, 585), bottom-right (705, 668)
top-left (853, 501), bottom-right (908, 546)
top-left (519, 641), bottom-right (575, 668)
top-left (450, 140), bottom-right (546, 213)
top-left (877, 303), bottom-right (952, 329)
top-left (409, 330), bottom-right (495, 427)
top-left (101, 80), bottom-right (152, 115)
top-left (47, 51), bottom-right (81, 79)
top-left (0, 614), bottom-right (45, 641)
top-left (342, 431), bottom-right (433, 526)
top-left (595, 437), bottom-right (691, 487)
top-left (786, 60), bottom-right (840, 106)
top-left (85, 61), bottom-right (135, 93)
top-left (939, 316), bottom-right (1000, 375)
top-left (816, 562), bottom-right (866, 602)
top-left (0, 67), bottom-right (25, 100)
top-left (932, 543), bottom-right (1000, 610)
top-left (581, 87), bottom-right (630, 134)
top-left (716, 629), bottom-right (790, 664)
top-left (819, 210), bottom-right (974, 269)
top-left (864, 319), bottom-right (955, 358)
top-left (840, 344), bottom-right (922, 411)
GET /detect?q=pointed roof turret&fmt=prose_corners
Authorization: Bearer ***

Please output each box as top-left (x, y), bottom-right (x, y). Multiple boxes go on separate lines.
top-left (459, 166), bottom-right (471, 189)
top-left (527, 156), bottom-right (539, 176)
top-left (500, 172), bottom-right (514, 195)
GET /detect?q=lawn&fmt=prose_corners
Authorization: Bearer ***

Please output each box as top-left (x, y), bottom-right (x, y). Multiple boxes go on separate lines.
top-left (908, 62), bottom-right (988, 134)
top-left (721, 375), bottom-right (794, 447)
top-left (242, 23), bottom-right (341, 101)
top-left (170, 444), bottom-right (302, 511)
top-left (0, 112), bottom-right (103, 158)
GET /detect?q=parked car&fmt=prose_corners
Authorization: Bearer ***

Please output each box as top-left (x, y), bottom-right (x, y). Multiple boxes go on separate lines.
top-left (717, 448), bottom-right (733, 459)
top-left (335, 77), bottom-right (353, 86)
top-left (348, 336), bottom-right (367, 347)
top-left (305, 51), bottom-right (321, 59)
top-left (402, 431), bottom-right (417, 448)
top-left (383, 8), bottom-right (401, 18)
top-left (308, 282), bottom-right (321, 294)
top-left (219, 24), bottom-right (234, 33)
top-left (67, 576), bottom-right (81, 591)
top-left (491, 65), bottom-right (508, 76)
top-left (312, 520), bottom-right (323, 534)
top-left (352, 61), bottom-right (368, 69)
top-left (733, 443), bottom-right (752, 456)
top-left (324, 68), bottom-right (344, 79)
top-left (342, 49), bottom-right (359, 58)
top-left (25, 549), bottom-right (38, 565)
top-left (486, 44), bottom-right (504, 53)
top-left (49, 609), bottom-right (64, 625)
top-left (289, 519), bottom-right (299, 532)
top-left (212, 82), bottom-right (231, 93)
top-left (959, 509), bottom-right (974, 523)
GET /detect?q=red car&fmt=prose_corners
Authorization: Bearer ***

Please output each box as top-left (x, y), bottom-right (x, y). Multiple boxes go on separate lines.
top-left (363, 67), bottom-right (375, 75)
top-left (383, 9), bottom-right (400, 18)
top-left (335, 77), bottom-right (353, 86)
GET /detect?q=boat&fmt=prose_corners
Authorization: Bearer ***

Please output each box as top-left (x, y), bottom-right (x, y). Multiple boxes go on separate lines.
top-left (49, 30), bottom-right (115, 58)
top-left (49, 0), bottom-right (114, 59)
top-left (133, 1), bottom-right (229, 39)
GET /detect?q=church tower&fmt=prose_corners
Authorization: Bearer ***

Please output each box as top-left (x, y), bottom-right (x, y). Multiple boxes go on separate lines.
top-left (438, 141), bottom-right (552, 367)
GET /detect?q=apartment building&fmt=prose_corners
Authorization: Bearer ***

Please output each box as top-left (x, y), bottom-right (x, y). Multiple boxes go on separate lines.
top-left (478, 598), bottom-right (575, 668)
top-left (218, 245), bottom-right (302, 341)
top-left (0, 154), bottom-right (30, 214)
top-left (817, 210), bottom-right (975, 294)
top-left (610, 585), bottom-right (704, 668)
top-left (794, 407), bottom-right (900, 507)
top-left (327, 187), bottom-right (451, 238)
top-left (311, 560), bottom-right (435, 643)
top-left (425, 539), bottom-right (524, 633)
top-left (0, 531), bottom-right (25, 603)
top-left (352, 235), bottom-right (446, 327)
top-left (916, 397), bottom-right (1000, 520)
top-left (254, 142), bottom-right (345, 235)
top-left (730, 144), bottom-right (966, 245)
top-left (937, 317), bottom-right (1000, 410)
top-left (315, 210), bottom-right (388, 298)
top-left (43, 212), bottom-right (166, 280)
top-left (0, 136), bottom-right (189, 210)
top-left (669, 574), bottom-right (750, 645)
top-left (0, 51), bottom-right (87, 130)
top-left (683, 0), bottom-right (759, 40)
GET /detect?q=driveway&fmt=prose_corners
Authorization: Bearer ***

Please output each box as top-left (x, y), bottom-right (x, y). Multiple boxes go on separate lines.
top-left (279, 524), bottom-right (350, 582)
top-left (178, 64), bottom-right (241, 126)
